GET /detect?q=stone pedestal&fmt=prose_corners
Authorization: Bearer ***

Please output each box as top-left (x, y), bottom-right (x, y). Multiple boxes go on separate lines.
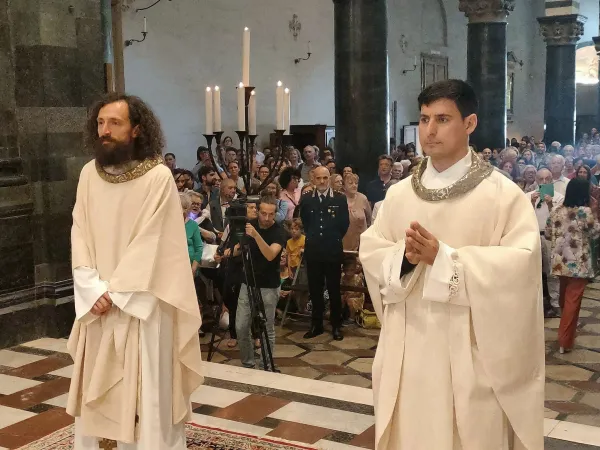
top-left (0, 0), bottom-right (105, 347)
top-left (538, 14), bottom-right (585, 146)
top-left (333, 0), bottom-right (389, 187)
top-left (459, 0), bottom-right (514, 151)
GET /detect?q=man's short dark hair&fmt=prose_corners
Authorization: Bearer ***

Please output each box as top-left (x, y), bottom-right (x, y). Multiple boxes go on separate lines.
top-left (199, 165), bottom-right (216, 179)
top-left (164, 152), bottom-right (175, 159)
top-left (225, 146), bottom-right (237, 154)
top-left (196, 146), bottom-right (208, 160)
top-left (259, 195), bottom-right (278, 208)
top-left (418, 79), bottom-right (478, 118)
top-left (378, 155), bottom-right (393, 164)
top-left (173, 168), bottom-right (193, 179)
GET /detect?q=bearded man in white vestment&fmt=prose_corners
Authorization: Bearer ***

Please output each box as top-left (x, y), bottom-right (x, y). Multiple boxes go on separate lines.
top-left (67, 94), bottom-right (204, 450)
top-left (360, 80), bottom-right (544, 450)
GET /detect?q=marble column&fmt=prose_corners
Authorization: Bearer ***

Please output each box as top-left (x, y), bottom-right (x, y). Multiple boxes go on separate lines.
top-left (333, 0), bottom-right (389, 186)
top-left (538, 15), bottom-right (585, 146)
top-left (0, 0), bottom-right (105, 347)
top-left (459, 0), bottom-right (514, 151)
top-left (593, 35), bottom-right (600, 126)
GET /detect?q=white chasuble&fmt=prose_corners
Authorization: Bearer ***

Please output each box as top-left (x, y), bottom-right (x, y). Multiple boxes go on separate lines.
top-left (359, 151), bottom-right (545, 450)
top-left (67, 159), bottom-right (204, 447)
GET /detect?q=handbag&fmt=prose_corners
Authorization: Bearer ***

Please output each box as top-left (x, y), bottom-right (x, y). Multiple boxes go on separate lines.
top-left (201, 244), bottom-right (219, 267)
top-left (356, 309), bottom-right (381, 329)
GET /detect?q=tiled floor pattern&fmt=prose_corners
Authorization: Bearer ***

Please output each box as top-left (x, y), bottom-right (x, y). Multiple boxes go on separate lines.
top-left (197, 279), bottom-right (600, 427)
top-left (0, 343), bottom-right (598, 449)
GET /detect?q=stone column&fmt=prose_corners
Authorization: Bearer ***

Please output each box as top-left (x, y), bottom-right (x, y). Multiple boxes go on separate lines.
top-left (538, 14), bottom-right (585, 146)
top-left (333, 0), bottom-right (389, 186)
top-left (0, 0), bottom-right (105, 347)
top-left (459, 0), bottom-right (514, 151)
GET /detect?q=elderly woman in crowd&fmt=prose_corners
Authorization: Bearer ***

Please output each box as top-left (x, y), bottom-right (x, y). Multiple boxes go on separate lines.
top-left (180, 192), bottom-right (203, 276)
top-left (279, 167), bottom-right (302, 220)
top-left (391, 162), bottom-right (404, 181)
top-left (564, 157), bottom-right (576, 179)
top-left (330, 174), bottom-right (344, 193)
top-left (342, 173), bottom-right (371, 251)
top-left (187, 191), bottom-right (217, 243)
top-left (546, 179), bottom-right (600, 354)
top-left (519, 165), bottom-right (538, 193)
top-left (288, 148), bottom-right (302, 169)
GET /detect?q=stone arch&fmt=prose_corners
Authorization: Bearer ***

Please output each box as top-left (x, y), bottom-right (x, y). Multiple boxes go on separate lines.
top-left (421, 0), bottom-right (448, 47)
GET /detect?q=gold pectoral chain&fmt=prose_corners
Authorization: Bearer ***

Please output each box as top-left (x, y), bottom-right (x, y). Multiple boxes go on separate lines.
top-left (96, 156), bottom-right (164, 184)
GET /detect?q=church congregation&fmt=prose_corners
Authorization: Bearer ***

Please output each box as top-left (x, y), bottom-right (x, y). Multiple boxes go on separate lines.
top-left (7, 0), bottom-right (600, 449)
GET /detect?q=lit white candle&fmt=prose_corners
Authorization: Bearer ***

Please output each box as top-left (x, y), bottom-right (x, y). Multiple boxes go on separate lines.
top-left (283, 88), bottom-right (291, 135)
top-left (237, 82), bottom-right (246, 131)
top-left (242, 27), bottom-right (250, 86)
top-left (414, 55), bottom-right (417, 66)
top-left (276, 81), bottom-right (284, 130)
top-left (143, 17), bottom-right (147, 33)
top-left (307, 41), bottom-right (312, 54)
top-left (213, 86), bottom-right (222, 132)
top-left (249, 90), bottom-right (257, 135)
top-left (205, 87), bottom-right (213, 135)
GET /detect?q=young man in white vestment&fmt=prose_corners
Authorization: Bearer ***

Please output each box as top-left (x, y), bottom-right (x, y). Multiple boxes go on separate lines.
top-left (359, 80), bottom-right (545, 450)
top-left (67, 93), bottom-right (204, 450)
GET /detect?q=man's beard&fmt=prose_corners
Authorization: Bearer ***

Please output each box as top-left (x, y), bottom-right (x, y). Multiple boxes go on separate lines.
top-left (94, 137), bottom-right (135, 167)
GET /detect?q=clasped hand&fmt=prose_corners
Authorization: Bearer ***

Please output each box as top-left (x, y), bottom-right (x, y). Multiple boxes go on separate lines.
top-left (91, 292), bottom-right (113, 316)
top-left (405, 221), bottom-right (439, 266)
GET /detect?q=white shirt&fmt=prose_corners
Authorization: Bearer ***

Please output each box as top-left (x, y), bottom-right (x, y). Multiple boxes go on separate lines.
top-left (553, 176), bottom-right (570, 196)
top-left (525, 190), bottom-right (565, 232)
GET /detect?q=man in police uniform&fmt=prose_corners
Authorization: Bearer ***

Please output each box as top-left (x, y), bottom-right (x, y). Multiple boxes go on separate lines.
top-left (300, 166), bottom-right (350, 341)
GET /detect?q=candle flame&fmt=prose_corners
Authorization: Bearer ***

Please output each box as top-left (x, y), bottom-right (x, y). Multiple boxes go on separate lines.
top-left (238, 82), bottom-right (244, 88)
top-left (251, 90), bottom-right (256, 95)
top-left (244, 27), bottom-right (249, 31)
top-left (284, 88), bottom-right (290, 93)
top-left (214, 86), bottom-right (220, 91)
top-left (277, 81), bottom-right (282, 87)
top-left (206, 87), bottom-right (211, 92)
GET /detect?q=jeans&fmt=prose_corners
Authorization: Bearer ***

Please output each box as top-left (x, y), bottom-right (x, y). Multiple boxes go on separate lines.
top-left (235, 283), bottom-right (279, 369)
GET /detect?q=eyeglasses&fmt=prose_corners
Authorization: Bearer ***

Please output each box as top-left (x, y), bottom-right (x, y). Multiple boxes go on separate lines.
top-left (191, 202), bottom-right (201, 207)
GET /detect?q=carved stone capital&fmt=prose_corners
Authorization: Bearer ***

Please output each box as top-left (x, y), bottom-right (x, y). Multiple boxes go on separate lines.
top-left (459, 0), bottom-right (515, 24)
top-left (537, 15), bottom-right (586, 46)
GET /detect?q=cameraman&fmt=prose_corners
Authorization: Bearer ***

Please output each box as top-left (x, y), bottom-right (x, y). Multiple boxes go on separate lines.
top-left (214, 203), bottom-right (258, 348)
top-left (236, 195), bottom-right (287, 369)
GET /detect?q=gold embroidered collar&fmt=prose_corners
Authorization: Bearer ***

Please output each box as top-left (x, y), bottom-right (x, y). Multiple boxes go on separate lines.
top-left (95, 156), bottom-right (164, 184)
top-left (411, 151), bottom-right (493, 202)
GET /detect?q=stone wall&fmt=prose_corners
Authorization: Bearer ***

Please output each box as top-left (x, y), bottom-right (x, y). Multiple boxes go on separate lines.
top-left (0, 0), bottom-right (104, 347)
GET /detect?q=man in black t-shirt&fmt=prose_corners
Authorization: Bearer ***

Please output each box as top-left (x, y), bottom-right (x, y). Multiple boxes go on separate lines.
top-left (236, 195), bottom-right (287, 369)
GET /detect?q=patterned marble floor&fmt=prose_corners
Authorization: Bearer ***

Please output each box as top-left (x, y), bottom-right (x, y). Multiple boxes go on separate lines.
top-left (200, 279), bottom-right (600, 427)
top-left (0, 340), bottom-right (598, 449)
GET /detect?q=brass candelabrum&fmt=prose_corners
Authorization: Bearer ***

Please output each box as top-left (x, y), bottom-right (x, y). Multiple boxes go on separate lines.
top-left (203, 86), bottom-right (289, 196)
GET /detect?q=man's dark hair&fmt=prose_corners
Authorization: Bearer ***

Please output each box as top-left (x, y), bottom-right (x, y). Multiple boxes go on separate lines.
top-left (196, 146), bottom-right (208, 161)
top-left (225, 146), bottom-right (238, 154)
top-left (164, 152), bottom-right (175, 159)
top-left (564, 178), bottom-right (591, 208)
top-left (378, 155), bottom-right (393, 164)
top-left (417, 79), bottom-right (478, 118)
top-left (173, 168), bottom-right (193, 180)
top-left (85, 93), bottom-right (165, 159)
top-left (259, 194), bottom-right (278, 208)
top-left (279, 167), bottom-right (302, 190)
top-left (199, 165), bottom-right (216, 179)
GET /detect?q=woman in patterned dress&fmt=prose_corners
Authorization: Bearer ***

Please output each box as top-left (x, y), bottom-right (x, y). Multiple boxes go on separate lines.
top-left (546, 179), bottom-right (600, 353)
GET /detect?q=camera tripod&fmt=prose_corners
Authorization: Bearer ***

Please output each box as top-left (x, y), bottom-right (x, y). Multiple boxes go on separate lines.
top-left (206, 230), bottom-right (277, 372)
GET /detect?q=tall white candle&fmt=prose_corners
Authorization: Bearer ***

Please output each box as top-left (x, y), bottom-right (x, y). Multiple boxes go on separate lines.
top-left (237, 82), bottom-right (246, 131)
top-left (283, 88), bottom-right (291, 135)
top-left (205, 87), bottom-right (213, 135)
top-left (213, 86), bottom-right (222, 132)
top-left (276, 81), bottom-right (284, 130)
top-left (307, 41), bottom-right (312, 54)
top-left (249, 90), bottom-right (257, 135)
top-left (242, 27), bottom-right (250, 86)
top-left (143, 17), bottom-right (147, 33)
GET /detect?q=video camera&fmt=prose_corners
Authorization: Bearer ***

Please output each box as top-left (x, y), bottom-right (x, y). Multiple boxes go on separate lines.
top-left (224, 195), bottom-right (260, 239)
